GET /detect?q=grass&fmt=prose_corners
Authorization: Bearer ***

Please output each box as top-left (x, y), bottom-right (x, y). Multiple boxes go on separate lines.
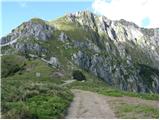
top-left (68, 80), bottom-right (159, 100)
top-left (114, 103), bottom-right (159, 119)
top-left (26, 95), bottom-right (70, 118)
top-left (68, 79), bottom-right (159, 119)
top-left (2, 58), bottom-right (64, 84)
top-left (49, 17), bottom-right (93, 41)
top-left (2, 83), bottom-right (73, 119)
top-left (1, 55), bottom-right (26, 78)
top-left (1, 55), bottom-right (73, 119)
top-left (30, 18), bottom-right (46, 25)
top-left (1, 45), bottom-right (17, 55)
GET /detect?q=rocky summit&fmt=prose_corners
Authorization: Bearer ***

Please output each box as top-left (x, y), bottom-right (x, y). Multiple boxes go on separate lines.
top-left (1, 11), bottom-right (159, 93)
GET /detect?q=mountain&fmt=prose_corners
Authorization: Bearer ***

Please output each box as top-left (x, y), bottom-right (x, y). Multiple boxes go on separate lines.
top-left (1, 11), bottom-right (159, 93)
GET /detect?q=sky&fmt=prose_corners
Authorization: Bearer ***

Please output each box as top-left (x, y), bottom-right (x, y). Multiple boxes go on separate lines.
top-left (1, 0), bottom-right (159, 37)
top-left (1, 0), bottom-right (93, 37)
top-left (92, 0), bottom-right (160, 28)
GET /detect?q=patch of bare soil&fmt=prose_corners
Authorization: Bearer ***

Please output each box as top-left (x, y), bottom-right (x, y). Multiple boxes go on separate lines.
top-left (65, 89), bottom-right (116, 119)
top-left (65, 89), bottom-right (159, 119)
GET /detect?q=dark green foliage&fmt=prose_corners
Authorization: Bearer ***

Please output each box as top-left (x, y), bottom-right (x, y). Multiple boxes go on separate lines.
top-left (138, 64), bottom-right (159, 90)
top-left (72, 70), bottom-right (86, 81)
top-left (1, 55), bottom-right (26, 78)
top-left (124, 42), bottom-right (153, 68)
top-left (1, 45), bottom-right (17, 54)
top-left (26, 95), bottom-right (70, 118)
top-left (139, 64), bottom-right (158, 79)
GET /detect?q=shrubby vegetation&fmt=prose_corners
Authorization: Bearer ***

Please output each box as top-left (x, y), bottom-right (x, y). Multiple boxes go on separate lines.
top-left (1, 55), bottom-right (26, 78)
top-left (72, 70), bottom-right (86, 81)
top-left (2, 82), bottom-right (73, 118)
top-left (1, 55), bottom-right (73, 119)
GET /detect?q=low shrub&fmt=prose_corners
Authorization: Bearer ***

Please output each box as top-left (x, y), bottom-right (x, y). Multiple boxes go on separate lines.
top-left (1, 82), bottom-right (73, 119)
top-left (1, 55), bottom-right (26, 78)
top-left (72, 70), bottom-right (86, 81)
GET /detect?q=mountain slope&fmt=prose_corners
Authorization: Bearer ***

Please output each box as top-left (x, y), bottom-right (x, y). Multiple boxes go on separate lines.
top-left (1, 11), bottom-right (159, 93)
top-left (1, 54), bottom-right (74, 118)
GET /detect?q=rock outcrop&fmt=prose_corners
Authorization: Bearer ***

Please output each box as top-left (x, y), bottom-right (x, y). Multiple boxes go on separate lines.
top-left (1, 18), bottom-right (54, 45)
top-left (68, 11), bottom-right (159, 93)
top-left (1, 11), bottom-right (159, 93)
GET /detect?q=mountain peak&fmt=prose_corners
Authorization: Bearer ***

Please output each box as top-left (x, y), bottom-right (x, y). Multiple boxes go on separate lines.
top-left (67, 10), bottom-right (94, 16)
top-left (65, 10), bottom-right (95, 22)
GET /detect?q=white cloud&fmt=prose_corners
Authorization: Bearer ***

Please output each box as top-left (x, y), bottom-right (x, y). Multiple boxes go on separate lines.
top-left (92, 0), bottom-right (160, 28)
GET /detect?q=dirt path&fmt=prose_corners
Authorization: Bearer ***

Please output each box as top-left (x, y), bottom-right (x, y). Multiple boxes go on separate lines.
top-left (61, 80), bottom-right (76, 86)
top-left (65, 89), bottom-right (116, 119)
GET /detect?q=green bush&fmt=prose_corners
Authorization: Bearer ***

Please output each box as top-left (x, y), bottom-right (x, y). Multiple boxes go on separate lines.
top-left (1, 55), bottom-right (26, 78)
top-left (72, 70), bottom-right (86, 81)
top-left (26, 95), bottom-right (70, 118)
top-left (1, 80), bottom-right (73, 118)
top-left (2, 102), bottom-right (33, 119)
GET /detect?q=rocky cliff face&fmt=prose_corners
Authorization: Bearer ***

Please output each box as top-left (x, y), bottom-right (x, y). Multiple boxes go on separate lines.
top-left (1, 11), bottom-right (159, 93)
top-left (66, 11), bottom-right (158, 68)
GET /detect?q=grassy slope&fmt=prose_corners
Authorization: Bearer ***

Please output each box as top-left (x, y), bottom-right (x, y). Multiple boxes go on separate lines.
top-left (1, 54), bottom-right (158, 119)
top-left (1, 55), bottom-right (73, 119)
top-left (49, 16), bottom-right (93, 41)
